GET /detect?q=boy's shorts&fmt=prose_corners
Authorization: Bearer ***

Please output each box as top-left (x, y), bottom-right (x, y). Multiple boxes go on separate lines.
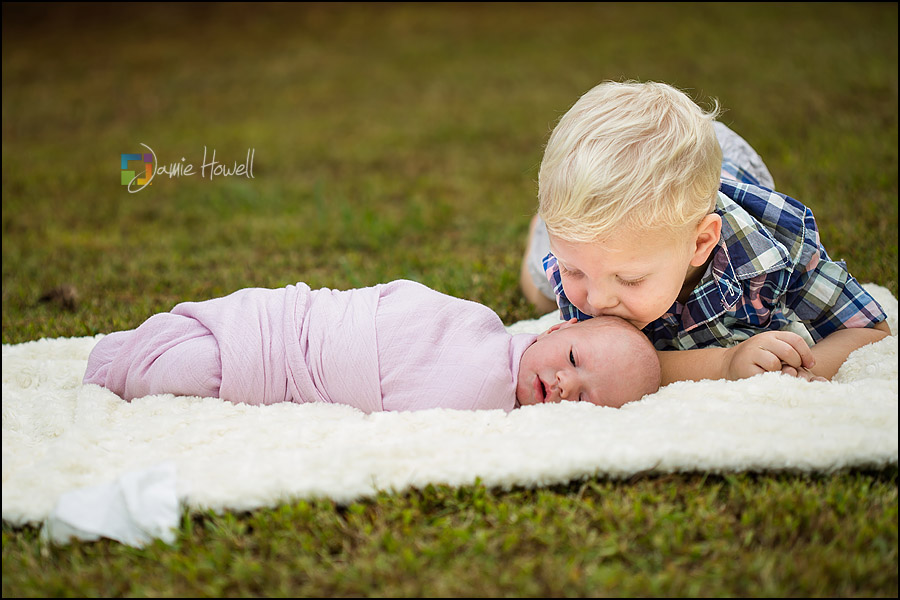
top-left (526, 122), bottom-right (775, 302)
top-left (712, 121), bottom-right (775, 189)
top-left (526, 215), bottom-right (556, 301)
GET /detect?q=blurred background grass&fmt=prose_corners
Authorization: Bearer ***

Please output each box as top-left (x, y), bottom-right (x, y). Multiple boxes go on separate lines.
top-left (2, 2), bottom-right (896, 343)
top-left (2, 2), bottom-right (897, 597)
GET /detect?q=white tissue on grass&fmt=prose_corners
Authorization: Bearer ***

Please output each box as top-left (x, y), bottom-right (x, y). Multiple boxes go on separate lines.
top-left (40, 461), bottom-right (180, 547)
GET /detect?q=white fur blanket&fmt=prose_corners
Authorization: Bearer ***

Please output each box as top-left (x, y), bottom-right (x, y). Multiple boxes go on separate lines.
top-left (2, 284), bottom-right (897, 527)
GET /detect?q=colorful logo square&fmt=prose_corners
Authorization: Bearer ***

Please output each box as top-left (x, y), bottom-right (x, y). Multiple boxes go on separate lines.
top-left (121, 152), bottom-right (154, 186)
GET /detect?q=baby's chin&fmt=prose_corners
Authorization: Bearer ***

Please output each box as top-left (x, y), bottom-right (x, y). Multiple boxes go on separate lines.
top-left (516, 361), bottom-right (553, 407)
top-left (515, 360), bottom-right (537, 406)
top-left (515, 375), bottom-right (533, 406)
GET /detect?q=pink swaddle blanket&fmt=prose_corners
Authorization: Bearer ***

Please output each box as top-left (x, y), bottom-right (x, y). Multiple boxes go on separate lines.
top-left (83, 280), bottom-right (536, 413)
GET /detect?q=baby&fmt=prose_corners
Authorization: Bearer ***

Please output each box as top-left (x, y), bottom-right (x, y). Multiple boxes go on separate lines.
top-left (83, 279), bottom-right (660, 412)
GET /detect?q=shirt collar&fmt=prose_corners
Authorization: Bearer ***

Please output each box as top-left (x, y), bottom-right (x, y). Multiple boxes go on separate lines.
top-left (714, 191), bottom-right (793, 279)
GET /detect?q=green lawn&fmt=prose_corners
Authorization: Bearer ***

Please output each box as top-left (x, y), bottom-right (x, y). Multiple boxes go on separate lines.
top-left (2, 3), bottom-right (897, 597)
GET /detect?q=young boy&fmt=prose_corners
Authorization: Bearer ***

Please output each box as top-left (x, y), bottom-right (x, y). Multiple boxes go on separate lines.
top-left (83, 279), bottom-right (661, 412)
top-left (520, 80), bottom-right (890, 385)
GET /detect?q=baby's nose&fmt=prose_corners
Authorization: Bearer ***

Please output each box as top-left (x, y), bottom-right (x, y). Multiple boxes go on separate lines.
top-left (556, 371), bottom-right (574, 399)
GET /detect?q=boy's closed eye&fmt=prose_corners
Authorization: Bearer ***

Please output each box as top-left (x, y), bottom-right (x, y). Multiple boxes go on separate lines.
top-left (561, 265), bottom-right (583, 279)
top-left (560, 263), bottom-right (644, 287)
top-left (617, 276), bottom-right (645, 287)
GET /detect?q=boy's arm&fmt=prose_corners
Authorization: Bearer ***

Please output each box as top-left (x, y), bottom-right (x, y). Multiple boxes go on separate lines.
top-left (806, 321), bottom-right (890, 379)
top-left (658, 346), bottom-right (731, 385)
top-left (658, 322), bottom-right (890, 385)
top-left (657, 329), bottom-right (814, 385)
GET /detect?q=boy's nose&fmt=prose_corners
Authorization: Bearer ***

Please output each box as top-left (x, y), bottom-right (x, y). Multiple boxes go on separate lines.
top-left (586, 284), bottom-right (617, 312)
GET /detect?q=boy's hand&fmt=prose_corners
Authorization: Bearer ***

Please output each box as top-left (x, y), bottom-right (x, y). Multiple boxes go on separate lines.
top-left (724, 330), bottom-right (822, 381)
top-left (779, 365), bottom-right (828, 382)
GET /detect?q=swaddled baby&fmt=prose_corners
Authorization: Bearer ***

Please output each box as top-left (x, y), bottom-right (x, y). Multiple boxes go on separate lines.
top-left (83, 279), bottom-right (660, 412)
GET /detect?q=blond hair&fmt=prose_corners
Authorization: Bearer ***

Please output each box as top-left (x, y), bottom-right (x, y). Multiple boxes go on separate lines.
top-left (538, 81), bottom-right (722, 242)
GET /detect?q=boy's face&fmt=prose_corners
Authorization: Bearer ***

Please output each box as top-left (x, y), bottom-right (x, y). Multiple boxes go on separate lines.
top-left (549, 224), bottom-right (712, 331)
top-left (516, 318), bottom-right (657, 408)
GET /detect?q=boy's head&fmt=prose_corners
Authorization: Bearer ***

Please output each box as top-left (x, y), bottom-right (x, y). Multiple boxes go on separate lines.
top-left (538, 80), bottom-right (725, 328)
top-left (516, 316), bottom-right (661, 408)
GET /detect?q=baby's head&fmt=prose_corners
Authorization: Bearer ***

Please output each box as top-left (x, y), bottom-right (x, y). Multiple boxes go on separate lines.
top-left (537, 80), bottom-right (725, 329)
top-left (516, 316), bottom-right (661, 409)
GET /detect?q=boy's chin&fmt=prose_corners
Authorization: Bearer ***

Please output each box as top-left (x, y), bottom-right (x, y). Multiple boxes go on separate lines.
top-left (585, 313), bottom-right (650, 332)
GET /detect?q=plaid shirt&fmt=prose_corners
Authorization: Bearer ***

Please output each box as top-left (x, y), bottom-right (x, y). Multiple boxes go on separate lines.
top-left (542, 163), bottom-right (888, 350)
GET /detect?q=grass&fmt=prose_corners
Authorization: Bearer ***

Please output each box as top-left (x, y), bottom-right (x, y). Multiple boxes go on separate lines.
top-left (2, 2), bottom-right (897, 597)
top-left (3, 472), bottom-right (898, 597)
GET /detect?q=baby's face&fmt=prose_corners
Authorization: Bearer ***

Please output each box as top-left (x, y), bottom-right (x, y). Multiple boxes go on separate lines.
top-left (516, 317), bottom-right (659, 408)
top-left (549, 227), bottom-right (700, 331)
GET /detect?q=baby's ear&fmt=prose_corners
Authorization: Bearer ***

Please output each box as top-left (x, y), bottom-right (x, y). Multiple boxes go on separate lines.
top-left (538, 318), bottom-right (578, 339)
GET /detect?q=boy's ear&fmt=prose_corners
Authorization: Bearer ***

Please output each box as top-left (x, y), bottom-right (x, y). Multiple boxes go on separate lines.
top-left (689, 213), bottom-right (722, 267)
